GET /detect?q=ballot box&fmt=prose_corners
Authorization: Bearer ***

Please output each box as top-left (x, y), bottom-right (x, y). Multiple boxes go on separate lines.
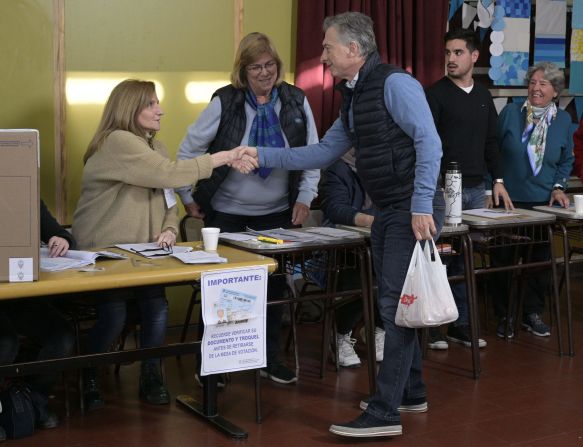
top-left (0, 130), bottom-right (39, 282)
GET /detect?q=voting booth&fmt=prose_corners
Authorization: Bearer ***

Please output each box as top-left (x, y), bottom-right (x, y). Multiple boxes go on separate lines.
top-left (0, 129), bottom-right (39, 282)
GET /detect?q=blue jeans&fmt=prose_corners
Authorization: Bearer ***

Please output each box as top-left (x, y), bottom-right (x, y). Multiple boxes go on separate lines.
top-left (446, 185), bottom-right (485, 326)
top-left (365, 191), bottom-right (445, 423)
top-left (87, 286), bottom-right (168, 367)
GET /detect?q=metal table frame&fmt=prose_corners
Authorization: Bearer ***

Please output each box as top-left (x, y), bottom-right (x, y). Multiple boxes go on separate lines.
top-left (533, 205), bottom-right (583, 356)
top-left (462, 209), bottom-right (563, 356)
top-left (339, 224), bottom-right (481, 379)
top-left (220, 231), bottom-right (377, 396)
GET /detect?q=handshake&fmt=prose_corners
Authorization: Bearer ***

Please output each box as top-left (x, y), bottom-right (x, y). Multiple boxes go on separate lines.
top-left (211, 146), bottom-right (259, 174)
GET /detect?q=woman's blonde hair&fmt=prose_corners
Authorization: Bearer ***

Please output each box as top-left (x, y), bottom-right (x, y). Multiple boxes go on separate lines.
top-left (83, 79), bottom-right (156, 163)
top-left (231, 32), bottom-right (284, 89)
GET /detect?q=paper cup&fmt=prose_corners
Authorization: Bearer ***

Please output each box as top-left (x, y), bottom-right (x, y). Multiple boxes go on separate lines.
top-left (201, 227), bottom-right (220, 251)
top-left (574, 195), bottom-right (583, 215)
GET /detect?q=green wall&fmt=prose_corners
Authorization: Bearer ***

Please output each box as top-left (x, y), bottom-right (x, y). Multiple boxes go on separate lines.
top-left (0, 0), bottom-right (56, 210)
top-left (1, 0), bottom-right (297, 325)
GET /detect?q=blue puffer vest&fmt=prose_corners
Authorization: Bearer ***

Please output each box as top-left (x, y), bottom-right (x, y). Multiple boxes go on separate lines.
top-left (337, 52), bottom-right (416, 208)
top-left (192, 82), bottom-right (307, 216)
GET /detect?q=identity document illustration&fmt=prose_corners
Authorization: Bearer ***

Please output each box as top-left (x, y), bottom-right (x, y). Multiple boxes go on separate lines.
top-left (200, 266), bottom-right (268, 375)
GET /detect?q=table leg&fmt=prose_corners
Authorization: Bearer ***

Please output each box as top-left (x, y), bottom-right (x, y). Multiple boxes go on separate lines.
top-left (547, 225), bottom-right (563, 356)
top-left (176, 375), bottom-right (248, 439)
top-left (359, 247), bottom-right (376, 395)
top-left (559, 223), bottom-right (574, 356)
top-left (462, 234), bottom-right (480, 379)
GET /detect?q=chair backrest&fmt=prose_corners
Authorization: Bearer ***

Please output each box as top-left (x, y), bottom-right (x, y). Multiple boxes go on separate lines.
top-left (179, 215), bottom-right (204, 242)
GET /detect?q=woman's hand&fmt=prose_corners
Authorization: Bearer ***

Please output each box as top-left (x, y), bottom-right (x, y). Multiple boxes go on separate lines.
top-left (549, 189), bottom-right (570, 208)
top-left (156, 228), bottom-right (177, 247)
top-left (48, 236), bottom-right (70, 258)
top-left (210, 147), bottom-right (259, 170)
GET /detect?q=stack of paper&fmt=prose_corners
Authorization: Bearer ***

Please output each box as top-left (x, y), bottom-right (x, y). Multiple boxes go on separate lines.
top-left (40, 248), bottom-right (127, 272)
top-left (171, 250), bottom-right (227, 264)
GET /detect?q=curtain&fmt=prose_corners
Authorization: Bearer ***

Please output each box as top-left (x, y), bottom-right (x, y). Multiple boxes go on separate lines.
top-left (295, 0), bottom-right (448, 135)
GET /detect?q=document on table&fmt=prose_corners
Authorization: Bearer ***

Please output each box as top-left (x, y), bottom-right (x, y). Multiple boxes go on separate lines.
top-left (40, 248), bottom-right (127, 272)
top-left (171, 250), bottom-right (227, 264)
top-left (463, 208), bottom-right (521, 219)
top-left (246, 228), bottom-right (319, 242)
top-left (304, 227), bottom-right (361, 239)
top-left (115, 242), bottom-right (193, 258)
top-left (219, 232), bottom-right (256, 242)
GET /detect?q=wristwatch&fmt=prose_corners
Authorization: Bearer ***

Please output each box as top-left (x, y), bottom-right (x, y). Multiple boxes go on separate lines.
top-left (493, 178), bottom-right (504, 185)
top-left (553, 184), bottom-right (565, 191)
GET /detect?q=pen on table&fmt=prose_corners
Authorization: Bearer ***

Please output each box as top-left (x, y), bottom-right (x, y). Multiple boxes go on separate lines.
top-left (257, 236), bottom-right (285, 244)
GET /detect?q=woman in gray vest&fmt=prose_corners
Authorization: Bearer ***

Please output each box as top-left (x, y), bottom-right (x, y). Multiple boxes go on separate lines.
top-left (176, 32), bottom-right (320, 385)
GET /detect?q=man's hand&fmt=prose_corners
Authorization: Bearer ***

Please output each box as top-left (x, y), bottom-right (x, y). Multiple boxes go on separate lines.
top-left (185, 202), bottom-right (205, 219)
top-left (411, 214), bottom-right (436, 241)
top-left (230, 154), bottom-right (259, 174)
top-left (48, 236), bottom-right (70, 258)
top-left (291, 202), bottom-right (310, 226)
top-left (493, 183), bottom-right (514, 210)
top-left (549, 189), bottom-right (570, 208)
top-left (485, 194), bottom-right (493, 209)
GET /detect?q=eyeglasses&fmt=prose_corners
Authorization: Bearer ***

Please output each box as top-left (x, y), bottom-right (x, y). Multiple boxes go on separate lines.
top-left (131, 242), bottom-right (173, 257)
top-left (246, 60), bottom-right (277, 75)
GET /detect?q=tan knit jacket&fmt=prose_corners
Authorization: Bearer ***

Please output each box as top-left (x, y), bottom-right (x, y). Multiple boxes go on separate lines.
top-left (72, 130), bottom-right (213, 249)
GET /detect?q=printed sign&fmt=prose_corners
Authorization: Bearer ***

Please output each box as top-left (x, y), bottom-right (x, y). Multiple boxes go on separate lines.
top-left (200, 266), bottom-right (268, 375)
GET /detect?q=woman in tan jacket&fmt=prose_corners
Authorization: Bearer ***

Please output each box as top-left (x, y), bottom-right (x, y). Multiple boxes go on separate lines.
top-left (72, 79), bottom-right (244, 411)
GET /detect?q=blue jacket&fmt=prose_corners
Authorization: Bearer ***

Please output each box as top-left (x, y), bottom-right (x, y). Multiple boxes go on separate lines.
top-left (497, 103), bottom-right (574, 203)
top-left (320, 160), bottom-right (373, 227)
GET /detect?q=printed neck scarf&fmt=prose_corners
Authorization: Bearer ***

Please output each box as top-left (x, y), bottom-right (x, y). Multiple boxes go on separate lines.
top-left (521, 100), bottom-right (557, 176)
top-left (245, 87), bottom-right (285, 179)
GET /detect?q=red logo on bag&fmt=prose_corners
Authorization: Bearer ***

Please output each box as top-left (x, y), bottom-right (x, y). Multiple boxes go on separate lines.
top-left (400, 294), bottom-right (417, 306)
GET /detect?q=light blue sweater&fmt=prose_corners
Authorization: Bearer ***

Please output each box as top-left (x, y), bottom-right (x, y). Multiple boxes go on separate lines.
top-left (259, 73), bottom-right (442, 215)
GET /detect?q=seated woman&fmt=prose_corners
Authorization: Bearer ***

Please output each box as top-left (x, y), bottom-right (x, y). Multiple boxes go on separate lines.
top-left (491, 62), bottom-right (574, 338)
top-left (71, 79), bottom-right (243, 410)
top-left (0, 200), bottom-right (76, 434)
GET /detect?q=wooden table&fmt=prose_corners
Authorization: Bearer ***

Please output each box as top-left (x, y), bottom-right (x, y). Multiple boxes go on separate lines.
top-left (0, 243), bottom-right (277, 439)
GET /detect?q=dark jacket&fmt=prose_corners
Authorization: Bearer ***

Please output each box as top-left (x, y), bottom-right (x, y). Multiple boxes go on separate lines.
top-left (41, 200), bottom-right (76, 249)
top-left (193, 82), bottom-right (308, 217)
top-left (320, 160), bottom-right (372, 227)
top-left (336, 52), bottom-right (416, 208)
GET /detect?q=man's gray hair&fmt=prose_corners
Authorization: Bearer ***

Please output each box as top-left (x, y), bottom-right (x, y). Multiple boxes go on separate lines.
top-left (526, 61), bottom-right (565, 97)
top-left (323, 12), bottom-right (377, 59)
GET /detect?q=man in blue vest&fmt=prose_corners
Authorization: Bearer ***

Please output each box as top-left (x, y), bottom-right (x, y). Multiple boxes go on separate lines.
top-left (237, 11), bottom-right (444, 438)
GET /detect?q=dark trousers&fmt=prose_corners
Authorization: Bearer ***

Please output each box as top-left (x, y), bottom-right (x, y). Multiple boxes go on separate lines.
top-left (86, 286), bottom-right (168, 367)
top-left (489, 201), bottom-right (550, 319)
top-left (0, 301), bottom-right (74, 395)
top-left (365, 191), bottom-right (445, 423)
top-left (205, 209), bottom-right (293, 364)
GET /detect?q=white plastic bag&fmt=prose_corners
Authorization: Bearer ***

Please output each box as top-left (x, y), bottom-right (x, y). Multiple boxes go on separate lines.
top-left (395, 240), bottom-right (458, 328)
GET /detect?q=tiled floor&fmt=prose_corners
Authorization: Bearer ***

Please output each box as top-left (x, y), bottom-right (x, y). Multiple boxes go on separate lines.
top-left (7, 267), bottom-right (583, 446)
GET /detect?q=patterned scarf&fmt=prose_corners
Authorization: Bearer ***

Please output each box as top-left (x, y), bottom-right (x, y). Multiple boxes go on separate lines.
top-left (245, 87), bottom-right (285, 179)
top-left (521, 100), bottom-right (557, 176)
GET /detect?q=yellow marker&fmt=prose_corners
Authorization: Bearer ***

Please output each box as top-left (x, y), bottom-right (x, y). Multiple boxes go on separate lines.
top-left (257, 236), bottom-right (284, 244)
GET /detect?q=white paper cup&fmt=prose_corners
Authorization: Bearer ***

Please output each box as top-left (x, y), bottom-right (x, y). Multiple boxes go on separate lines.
top-left (574, 195), bottom-right (583, 215)
top-left (201, 227), bottom-right (220, 251)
